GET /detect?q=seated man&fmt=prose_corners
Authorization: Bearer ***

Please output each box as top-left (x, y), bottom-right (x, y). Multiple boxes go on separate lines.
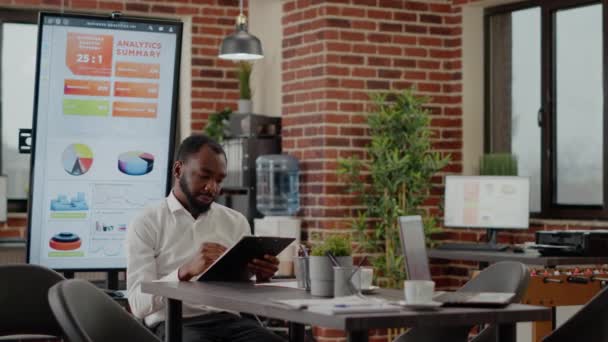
top-left (127, 134), bottom-right (285, 342)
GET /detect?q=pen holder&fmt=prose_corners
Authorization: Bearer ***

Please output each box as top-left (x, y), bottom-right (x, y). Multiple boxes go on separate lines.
top-left (333, 266), bottom-right (361, 297)
top-left (309, 256), bottom-right (352, 297)
top-left (294, 256), bottom-right (310, 291)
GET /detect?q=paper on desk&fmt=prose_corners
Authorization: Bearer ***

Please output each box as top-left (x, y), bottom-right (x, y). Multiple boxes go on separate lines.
top-left (255, 281), bottom-right (302, 289)
top-left (272, 295), bottom-right (396, 314)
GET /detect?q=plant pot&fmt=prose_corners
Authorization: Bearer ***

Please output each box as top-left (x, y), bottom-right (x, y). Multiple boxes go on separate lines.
top-left (309, 256), bottom-right (352, 297)
top-left (237, 99), bottom-right (252, 113)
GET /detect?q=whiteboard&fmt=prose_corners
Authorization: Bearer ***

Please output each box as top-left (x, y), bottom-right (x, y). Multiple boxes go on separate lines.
top-left (444, 176), bottom-right (530, 230)
top-left (27, 13), bottom-right (182, 270)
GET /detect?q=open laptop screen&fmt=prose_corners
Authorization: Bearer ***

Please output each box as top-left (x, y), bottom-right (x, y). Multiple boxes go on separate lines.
top-left (398, 216), bottom-right (432, 281)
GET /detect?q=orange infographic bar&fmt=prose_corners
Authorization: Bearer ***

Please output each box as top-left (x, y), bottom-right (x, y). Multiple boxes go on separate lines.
top-left (112, 101), bottom-right (157, 118)
top-left (114, 82), bottom-right (159, 99)
top-left (115, 62), bottom-right (160, 79)
top-left (64, 79), bottom-right (111, 96)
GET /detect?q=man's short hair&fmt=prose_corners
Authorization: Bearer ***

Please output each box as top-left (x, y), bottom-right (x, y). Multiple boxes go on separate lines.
top-left (175, 134), bottom-right (226, 162)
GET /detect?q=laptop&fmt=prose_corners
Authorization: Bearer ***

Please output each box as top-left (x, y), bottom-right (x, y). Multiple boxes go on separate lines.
top-left (398, 216), bottom-right (515, 307)
top-left (433, 291), bottom-right (515, 307)
top-left (398, 216), bottom-right (432, 281)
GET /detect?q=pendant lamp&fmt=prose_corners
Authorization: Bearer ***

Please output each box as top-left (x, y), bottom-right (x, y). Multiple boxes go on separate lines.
top-left (218, 0), bottom-right (263, 61)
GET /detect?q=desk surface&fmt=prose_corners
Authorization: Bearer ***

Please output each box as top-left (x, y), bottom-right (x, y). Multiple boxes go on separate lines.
top-left (428, 249), bottom-right (608, 267)
top-left (142, 281), bottom-right (551, 331)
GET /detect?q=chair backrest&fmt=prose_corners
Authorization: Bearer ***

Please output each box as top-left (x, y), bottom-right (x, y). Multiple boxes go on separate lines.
top-left (398, 215), bottom-right (432, 281)
top-left (48, 279), bottom-right (161, 342)
top-left (459, 261), bottom-right (530, 301)
top-left (542, 286), bottom-right (608, 342)
top-left (0, 264), bottom-right (65, 337)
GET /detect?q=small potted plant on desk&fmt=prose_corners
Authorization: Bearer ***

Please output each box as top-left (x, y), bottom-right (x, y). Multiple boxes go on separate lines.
top-left (309, 235), bottom-right (352, 297)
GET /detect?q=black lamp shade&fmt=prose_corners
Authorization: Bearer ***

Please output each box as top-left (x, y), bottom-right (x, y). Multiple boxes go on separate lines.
top-left (219, 29), bottom-right (263, 61)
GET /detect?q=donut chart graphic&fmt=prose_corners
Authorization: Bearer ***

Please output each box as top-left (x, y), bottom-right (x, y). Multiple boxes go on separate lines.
top-left (62, 144), bottom-right (93, 176)
top-left (49, 232), bottom-right (82, 251)
top-left (118, 151), bottom-right (154, 176)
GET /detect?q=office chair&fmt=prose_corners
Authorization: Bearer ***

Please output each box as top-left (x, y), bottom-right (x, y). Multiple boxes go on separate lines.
top-left (0, 264), bottom-right (65, 340)
top-left (542, 285), bottom-right (608, 342)
top-left (48, 279), bottom-right (161, 342)
top-left (393, 261), bottom-right (530, 342)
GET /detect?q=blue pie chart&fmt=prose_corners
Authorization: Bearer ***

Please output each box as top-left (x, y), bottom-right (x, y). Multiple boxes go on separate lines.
top-left (118, 151), bottom-right (154, 176)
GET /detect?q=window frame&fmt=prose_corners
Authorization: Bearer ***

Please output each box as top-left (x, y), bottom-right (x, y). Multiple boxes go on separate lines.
top-left (0, 9), bottom-right (38, 212)
top-left (484, 0), bottom-right (608, 220)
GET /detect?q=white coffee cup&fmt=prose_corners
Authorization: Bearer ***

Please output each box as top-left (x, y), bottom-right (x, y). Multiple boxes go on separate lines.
top-left (359, 267), bottom-right (374, 290)
top-left (404, 280), bottom-right (435, 304)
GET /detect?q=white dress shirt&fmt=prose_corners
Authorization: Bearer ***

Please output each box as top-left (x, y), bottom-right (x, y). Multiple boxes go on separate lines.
top-left (126, 191), bottom-right (250, 327)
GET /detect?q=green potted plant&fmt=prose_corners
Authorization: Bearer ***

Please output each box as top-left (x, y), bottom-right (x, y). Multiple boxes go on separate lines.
top-left (338, 89), bottom-right (450, 288)
top-left (237, 61), bottom-right (252, 113)
top-left (309, 235), bottom-right (352, 297)
top-left (479, 153), bottom-right (518, 175)
top-left (203, 107), bottom-right (232, 142)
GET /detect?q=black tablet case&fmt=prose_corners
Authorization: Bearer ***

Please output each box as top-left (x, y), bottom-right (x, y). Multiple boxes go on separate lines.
top-left (198, 236), bottom-right (295, 282)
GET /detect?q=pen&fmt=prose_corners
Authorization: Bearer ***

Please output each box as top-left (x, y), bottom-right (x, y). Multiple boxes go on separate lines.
top-left (299, 244), bottom-right (309, 257)
top-left (326, 251), bottom-right (341, 267)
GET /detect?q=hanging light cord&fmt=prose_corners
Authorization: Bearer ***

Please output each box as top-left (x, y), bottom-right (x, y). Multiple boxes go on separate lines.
top-left (237, 0), bottom-right (247, 27)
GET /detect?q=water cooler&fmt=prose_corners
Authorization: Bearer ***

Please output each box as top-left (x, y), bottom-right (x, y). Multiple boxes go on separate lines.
top-left (254, 155), bottom-right (301, 277)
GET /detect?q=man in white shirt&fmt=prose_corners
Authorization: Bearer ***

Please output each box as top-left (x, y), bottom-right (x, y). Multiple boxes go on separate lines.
top-left (127, 134), bottom-right (285, 341)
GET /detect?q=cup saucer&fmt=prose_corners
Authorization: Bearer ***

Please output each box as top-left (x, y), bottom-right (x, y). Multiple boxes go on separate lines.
top-left (360, 285), bottom-right (379, 294)
top-left (396, 300), bottom-right (442, 311)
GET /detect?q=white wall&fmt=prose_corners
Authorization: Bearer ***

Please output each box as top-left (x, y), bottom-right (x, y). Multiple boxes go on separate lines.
top-left (249, 0), bottom-right (283, 117)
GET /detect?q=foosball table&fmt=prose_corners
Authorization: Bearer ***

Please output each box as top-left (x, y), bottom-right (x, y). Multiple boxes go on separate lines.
top-left (523, 266), bottom-right (608, 342)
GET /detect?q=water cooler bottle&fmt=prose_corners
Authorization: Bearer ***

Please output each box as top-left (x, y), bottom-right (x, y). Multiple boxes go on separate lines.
top-left (254, 154), bottom-right (301, 277)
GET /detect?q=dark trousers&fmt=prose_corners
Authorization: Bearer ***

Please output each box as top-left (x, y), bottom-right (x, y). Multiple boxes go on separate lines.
top-left (153, 312), bottom-right (286, 342)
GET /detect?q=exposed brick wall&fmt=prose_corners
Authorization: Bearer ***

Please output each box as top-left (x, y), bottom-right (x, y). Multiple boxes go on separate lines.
top-left (281, 2), bottom-right (461, 340)
top-left (281, 0), bottom-right (461, 251)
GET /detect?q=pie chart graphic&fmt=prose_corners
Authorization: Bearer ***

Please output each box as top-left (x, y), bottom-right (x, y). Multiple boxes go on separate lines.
top-left (118, 151), bottom-right (154, 176)
top-left (49, 232), bottom-right (82, 251)
top-left (62, 144), bottom-right (93, 176)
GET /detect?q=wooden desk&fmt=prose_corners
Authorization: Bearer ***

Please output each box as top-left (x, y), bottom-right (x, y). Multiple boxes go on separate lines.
top-left (142, 281), bottom-right (550, 342)
top-left (428, 248), bottom-right (608, 341)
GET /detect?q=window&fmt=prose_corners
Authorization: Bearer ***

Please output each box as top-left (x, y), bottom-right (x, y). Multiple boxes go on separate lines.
top-left (0, 10), bottom-right (37, 211)
top-left (486, 0), bottom-right (606, 219)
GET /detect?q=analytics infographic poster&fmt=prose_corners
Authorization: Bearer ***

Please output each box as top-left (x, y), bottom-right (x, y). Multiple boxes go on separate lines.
top-left (27, 13), bottom-right (182, 270)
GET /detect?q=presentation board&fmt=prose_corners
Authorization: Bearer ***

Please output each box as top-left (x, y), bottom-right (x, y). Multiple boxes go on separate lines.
top-left (27, 13), bottom-right (182, 270)
top-left (444, 176), bottom-right (530, 230)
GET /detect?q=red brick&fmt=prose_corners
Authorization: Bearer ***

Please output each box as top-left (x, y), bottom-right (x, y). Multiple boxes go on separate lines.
top-left (126, 3), bottom-right (150, 12)
top-left (151, 5), bottom-right (176, 13)
top-left (419, 37), bottom-right (442, 46)
top-left (99, 1), bottom-right (124, 10)
top-left (420, 14), bottom-right (443, 24)
top-left (394, 12), bottom-right (416, 21)
top-left (71, 0), bottom-right (97, 9)
top-left (405, 25), bottom-right (427, 34)
top-left (379, 22), bottom-right (402, 32)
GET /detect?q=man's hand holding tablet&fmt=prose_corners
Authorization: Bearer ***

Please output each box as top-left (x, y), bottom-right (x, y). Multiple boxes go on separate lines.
top-left (248, 254), bottom-right (280, 282)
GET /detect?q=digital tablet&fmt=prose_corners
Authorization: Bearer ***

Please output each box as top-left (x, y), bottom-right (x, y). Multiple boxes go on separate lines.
top-left (198, 236), bottom-right (295, 282)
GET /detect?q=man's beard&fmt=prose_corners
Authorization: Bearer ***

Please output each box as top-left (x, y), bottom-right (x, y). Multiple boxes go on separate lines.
top-left (179, 176), bottom-right (213, 215)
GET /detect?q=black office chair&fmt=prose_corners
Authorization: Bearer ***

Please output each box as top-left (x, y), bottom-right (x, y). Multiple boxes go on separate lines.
top-left (48, 279), bottom-right (161, 342)
top-left (393, 261), bottom-right (530, 342)
top-left (542, 285), bottom-right (608, 342)
top-left (0, 264), bottom-right (65, 340)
